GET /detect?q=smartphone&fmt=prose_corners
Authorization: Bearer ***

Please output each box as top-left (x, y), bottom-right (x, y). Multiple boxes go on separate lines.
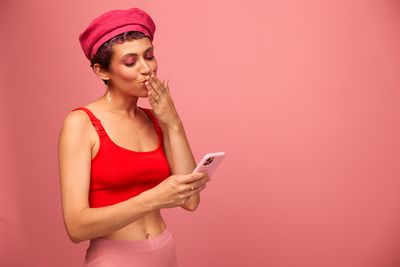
top-left (192, 152), bottom-right (226, 177)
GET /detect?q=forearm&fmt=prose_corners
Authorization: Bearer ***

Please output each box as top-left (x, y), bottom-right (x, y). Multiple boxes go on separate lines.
top-left (164, 121), bottom-right (196, 174)
top-left (67, 193), bottom-right (153, 243)
top-left (163, 122), bottom-right (200, 211)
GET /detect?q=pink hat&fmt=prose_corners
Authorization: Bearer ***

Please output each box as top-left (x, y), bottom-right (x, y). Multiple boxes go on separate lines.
top-left (79, 7), bottom-right (156, 60)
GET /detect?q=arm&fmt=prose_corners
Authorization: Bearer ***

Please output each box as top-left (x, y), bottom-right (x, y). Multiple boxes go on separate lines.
top-left (162, 121), bottom-right (200, 211)
top-left (146, 75), bottom-right (209, 211)
top-left (58, 111), bottom-right (154, 243)
top-left (58, 111), bottom-right (205, 243)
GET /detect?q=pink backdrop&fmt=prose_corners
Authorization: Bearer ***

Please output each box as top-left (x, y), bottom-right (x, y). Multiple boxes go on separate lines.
top-left (1, 0), bottom-right (400, 266)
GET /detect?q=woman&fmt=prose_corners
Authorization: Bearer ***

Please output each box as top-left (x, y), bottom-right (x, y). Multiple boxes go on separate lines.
top-left (58, 7), bottom-right (209, 267)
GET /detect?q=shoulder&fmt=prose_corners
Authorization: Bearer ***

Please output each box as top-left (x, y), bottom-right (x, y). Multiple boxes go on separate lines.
top-left (59, 108), bottom-right (96, 146)
top-left (61, 109), bottom-right (92, 132)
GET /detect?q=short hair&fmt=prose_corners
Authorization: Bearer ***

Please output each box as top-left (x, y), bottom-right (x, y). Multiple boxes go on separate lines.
top-left (90, 31), bottom-right (148, 85)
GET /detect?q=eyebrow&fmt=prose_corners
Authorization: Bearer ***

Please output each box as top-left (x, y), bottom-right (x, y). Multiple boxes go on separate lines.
top-left (120, 46), bottom-right (154, 59)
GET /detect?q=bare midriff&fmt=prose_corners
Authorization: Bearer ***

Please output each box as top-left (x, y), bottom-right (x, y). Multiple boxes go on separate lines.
top-left (99, 210), bottom-right (167, 240)
top-left (87, 106), bottom-right (167, 241)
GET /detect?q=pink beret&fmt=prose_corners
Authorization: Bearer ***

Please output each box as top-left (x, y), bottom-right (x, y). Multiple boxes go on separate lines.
top-left (79, 7), bottom-right (156, 60)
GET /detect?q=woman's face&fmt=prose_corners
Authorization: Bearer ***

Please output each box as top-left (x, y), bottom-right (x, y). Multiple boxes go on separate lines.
top-left (107, 37), bottom-right (158, 97)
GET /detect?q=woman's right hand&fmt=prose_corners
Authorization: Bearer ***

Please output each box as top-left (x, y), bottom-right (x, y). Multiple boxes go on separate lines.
top-left (144, 172), bottom-right (210, 209)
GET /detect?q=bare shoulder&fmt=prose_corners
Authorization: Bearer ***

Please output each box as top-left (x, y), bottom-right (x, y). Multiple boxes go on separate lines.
top-left (59, 109), bottom-right (95, 146)
top-left (62, 109), bottom-right (91, 128)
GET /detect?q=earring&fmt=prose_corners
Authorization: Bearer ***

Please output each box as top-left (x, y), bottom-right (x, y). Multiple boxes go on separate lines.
top-left (106, 84), bottom-right (112, 103)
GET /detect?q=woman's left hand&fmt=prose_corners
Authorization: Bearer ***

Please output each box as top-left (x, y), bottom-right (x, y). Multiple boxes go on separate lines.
top-left (145, 74), bottom-right (181, 128)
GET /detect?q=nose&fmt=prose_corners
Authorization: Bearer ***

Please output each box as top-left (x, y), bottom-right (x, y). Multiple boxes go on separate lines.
top-left (139, 59), bottom-right (152, 75)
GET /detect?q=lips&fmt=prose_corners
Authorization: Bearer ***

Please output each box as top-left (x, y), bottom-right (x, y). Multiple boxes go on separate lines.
top-left (139, 73), bottom-right (154, 83)
top-left (139, 77), bottom-right (150, 83)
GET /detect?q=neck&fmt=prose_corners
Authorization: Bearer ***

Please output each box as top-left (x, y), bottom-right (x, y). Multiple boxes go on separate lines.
top-left (100, 88), bottom-right (140, 117)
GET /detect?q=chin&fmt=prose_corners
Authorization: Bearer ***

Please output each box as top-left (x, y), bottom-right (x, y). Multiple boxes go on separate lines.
top-left (136, 90), bottom-right (149, 98)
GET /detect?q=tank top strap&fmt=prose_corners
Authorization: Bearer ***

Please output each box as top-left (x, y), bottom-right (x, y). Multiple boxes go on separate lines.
top-left (139, 107), bottom-right (163, 134)
top-left (71, 107), bottom-right (107, 138)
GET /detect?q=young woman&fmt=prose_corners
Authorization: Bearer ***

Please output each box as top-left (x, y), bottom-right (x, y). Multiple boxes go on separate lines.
top-left (58, 7), bottom-right (210, 267)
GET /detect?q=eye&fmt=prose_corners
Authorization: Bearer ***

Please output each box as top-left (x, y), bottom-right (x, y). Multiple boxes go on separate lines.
top-left (125, 61), bottom-right (136, 67)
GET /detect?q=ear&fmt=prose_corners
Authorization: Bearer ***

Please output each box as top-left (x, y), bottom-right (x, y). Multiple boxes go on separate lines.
top-left (92, 63), bottom-right (110, 82)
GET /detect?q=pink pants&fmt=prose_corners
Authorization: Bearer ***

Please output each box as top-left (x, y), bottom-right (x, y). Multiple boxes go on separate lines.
top-left (83, 229), bottom-right (178, 267)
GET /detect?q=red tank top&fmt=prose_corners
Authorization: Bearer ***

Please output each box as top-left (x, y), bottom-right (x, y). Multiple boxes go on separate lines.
top-left (71, 107), bottom-right (171, 208)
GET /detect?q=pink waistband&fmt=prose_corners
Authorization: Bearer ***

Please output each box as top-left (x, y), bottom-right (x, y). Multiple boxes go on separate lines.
top-left (88, 229), bottom-right (172, 252)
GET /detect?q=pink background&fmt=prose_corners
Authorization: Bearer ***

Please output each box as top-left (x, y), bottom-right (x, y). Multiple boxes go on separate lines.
top-left (1, 0), bottom-right (400, 266)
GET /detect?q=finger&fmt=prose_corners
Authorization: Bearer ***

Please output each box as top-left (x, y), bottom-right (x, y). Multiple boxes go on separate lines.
top-left (148, 76), bottom-right (164, 96)
top-left (183, 184), bottom-right (206, 198)
top-left (145, 80), bottom-right (155, 93)
top-left (148, 92), bottom-right (156, 106)
top-left (201, 172), bottom-right (210, 181)
top-left (163, 79), bottom-right (170, 94)
top-left (188, 179), bottom-right (207, 192)
top-left (150, 75), bottom-right (168, 97)
top-left (187, 183), bottom-right (195, 192)
top-left (185, 172), bottom-right (207, 183)
top-left (175, 172), bottom-right (205, 184)
top-left (148, 91), bottom-right (159, 106)
top-left (145, 81), bottom-right (161, 100)
top-left (189, 181), bottom-right (202, 191)
top-left (150, 74), bottom-right (164, 89)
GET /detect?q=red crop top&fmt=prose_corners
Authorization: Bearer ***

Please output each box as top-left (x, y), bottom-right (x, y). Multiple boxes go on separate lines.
top-left (71, 107), bottom-right (171, 208)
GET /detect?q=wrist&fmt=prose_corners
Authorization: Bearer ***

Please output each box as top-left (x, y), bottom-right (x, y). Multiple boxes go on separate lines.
top-left (164, 119), bottom-right (183, 132)
top-left (136, 189), bottom-right (160, 211)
